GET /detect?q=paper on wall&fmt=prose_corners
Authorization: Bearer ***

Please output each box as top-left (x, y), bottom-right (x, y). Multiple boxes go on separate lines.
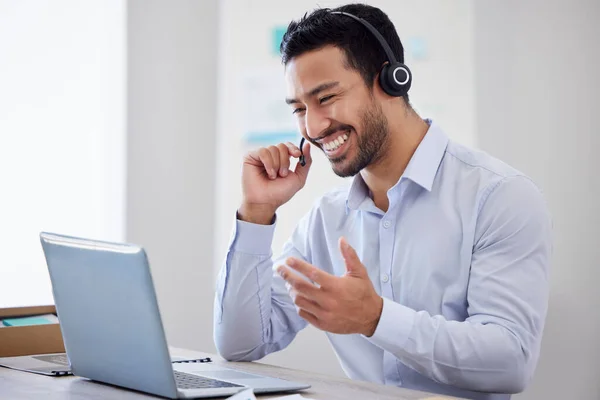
top-left (238, 66), bottom-right (301, 147)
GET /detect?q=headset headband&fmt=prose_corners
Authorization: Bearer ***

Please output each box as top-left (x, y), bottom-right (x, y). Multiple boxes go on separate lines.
top-left (330, 11), bottom-right (398, 64)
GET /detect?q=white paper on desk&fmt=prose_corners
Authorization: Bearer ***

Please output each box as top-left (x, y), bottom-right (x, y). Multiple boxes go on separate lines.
top-left (225, 388), bottom-right (257, 400)
top-left (225, 390), bottom-right (315, 400)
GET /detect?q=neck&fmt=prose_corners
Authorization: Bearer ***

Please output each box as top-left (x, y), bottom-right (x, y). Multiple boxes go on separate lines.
top-left (360, 106), bottom-right (429, 212)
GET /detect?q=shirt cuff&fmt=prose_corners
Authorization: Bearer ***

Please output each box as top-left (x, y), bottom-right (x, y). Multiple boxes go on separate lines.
top-left (365, 297), bottom-right (416, 353)
top-left (229, 213), bottom-right (276, 255)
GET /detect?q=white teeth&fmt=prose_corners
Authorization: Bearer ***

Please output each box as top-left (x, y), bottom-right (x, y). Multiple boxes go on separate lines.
top-left (323, 132), bottom-right (349, 151)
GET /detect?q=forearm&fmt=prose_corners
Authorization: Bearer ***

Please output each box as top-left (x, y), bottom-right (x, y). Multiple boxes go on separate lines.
top-left (213, 218), bottom-right (307, 361)
top-left (367, 299), bottom-right (536, 393)
top-left (214, 253), bottom-right (286, 361)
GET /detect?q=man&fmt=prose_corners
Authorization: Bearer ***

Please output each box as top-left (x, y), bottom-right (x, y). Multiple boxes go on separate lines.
top-left (214, 4), bottom-right (552, 400)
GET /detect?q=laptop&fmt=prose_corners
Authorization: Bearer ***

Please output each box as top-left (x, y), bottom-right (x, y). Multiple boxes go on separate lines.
top-left (0, 352), bottom-right (223, 377)
top-left (0, 352), bottom-right (72, 376)
top-left (39, 232), bottom-right (310, 399)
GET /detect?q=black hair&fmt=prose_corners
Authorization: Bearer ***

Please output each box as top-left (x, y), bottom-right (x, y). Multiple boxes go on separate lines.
top-left (280, 3), bottom-right (409, 104)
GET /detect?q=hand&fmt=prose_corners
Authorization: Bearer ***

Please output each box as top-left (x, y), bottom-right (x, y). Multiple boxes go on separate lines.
top-left (239, 140), bottom-right (312, 224)
top-left (276, 237), bottom-right (383, 337)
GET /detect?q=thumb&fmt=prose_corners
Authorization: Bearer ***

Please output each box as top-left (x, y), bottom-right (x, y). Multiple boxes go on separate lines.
top-left (339, 237), bottom-right (366, 277)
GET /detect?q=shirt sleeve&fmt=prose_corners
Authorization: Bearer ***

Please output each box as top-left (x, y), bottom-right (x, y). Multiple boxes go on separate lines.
top-left (366, 176), bottom-right (552, 394)
top-left (213, 211), bottom-right (312, 361)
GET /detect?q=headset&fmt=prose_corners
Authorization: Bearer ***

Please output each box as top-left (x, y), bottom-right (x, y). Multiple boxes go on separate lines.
top-left (298, 10), bottom-right (411, 166)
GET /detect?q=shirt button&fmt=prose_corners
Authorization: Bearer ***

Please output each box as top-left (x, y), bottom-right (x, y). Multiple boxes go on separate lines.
top-left (383, 220), bottom-right (391, 229)
top-left (382, 273), bottom-right (389, 283)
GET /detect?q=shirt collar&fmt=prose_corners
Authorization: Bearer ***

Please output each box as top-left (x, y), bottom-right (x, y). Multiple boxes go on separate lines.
top-left (345, 119), bottom-right (449, 212)
top-left (402, 119), bottom-right (449, 191)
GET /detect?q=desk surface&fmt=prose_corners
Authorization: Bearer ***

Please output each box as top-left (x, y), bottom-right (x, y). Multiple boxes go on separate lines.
top-left (0, 347), bottom-right (458, 400)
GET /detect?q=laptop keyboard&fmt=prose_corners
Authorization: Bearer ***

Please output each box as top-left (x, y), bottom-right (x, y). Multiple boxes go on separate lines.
top-left (32, 354), bottom-right (242, 389)
top-left (173, 371), bottom-right (244, 389)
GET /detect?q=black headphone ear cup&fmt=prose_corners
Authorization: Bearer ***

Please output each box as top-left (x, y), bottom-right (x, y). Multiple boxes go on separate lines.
top-left (394, 63), bottom-right (412, 94)
top-left (378, 63), bottom-right (395, 97)
top-left (379, 62), bottom-right (411, 97)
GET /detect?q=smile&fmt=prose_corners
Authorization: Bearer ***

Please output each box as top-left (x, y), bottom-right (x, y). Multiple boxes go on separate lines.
top-left (321, 130), bottom-right (350, 156)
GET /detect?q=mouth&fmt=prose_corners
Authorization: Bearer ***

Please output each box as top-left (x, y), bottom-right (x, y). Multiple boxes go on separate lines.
top-left (319, 129), bottom-right (351, 159)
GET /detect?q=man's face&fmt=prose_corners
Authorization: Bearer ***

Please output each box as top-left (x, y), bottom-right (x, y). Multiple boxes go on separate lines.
top-left (285, 46), bottom-right (389, 177)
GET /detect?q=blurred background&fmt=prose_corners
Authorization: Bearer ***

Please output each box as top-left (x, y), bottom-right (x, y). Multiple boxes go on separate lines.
top-left (1, 0), bottom-right (598, 398)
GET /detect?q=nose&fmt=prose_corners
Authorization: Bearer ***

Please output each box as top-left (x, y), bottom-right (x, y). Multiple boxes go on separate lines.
top-left (304, 107), bottom-right (330, 140)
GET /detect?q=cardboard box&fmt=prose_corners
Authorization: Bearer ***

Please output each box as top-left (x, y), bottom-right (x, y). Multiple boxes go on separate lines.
top-left (0, 305), bottom-right (65, 357)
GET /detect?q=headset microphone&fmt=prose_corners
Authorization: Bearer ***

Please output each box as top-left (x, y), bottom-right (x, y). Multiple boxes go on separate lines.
top-left (299, 137), bottom-right (306, 166)
top-left (297, 10), bottom-right (411, 166)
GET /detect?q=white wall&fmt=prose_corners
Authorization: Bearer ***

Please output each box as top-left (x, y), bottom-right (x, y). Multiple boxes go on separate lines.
top-left (474, 1), bottom-right (600, 398)
top-left (215, 0), bottom-right (477, 377)
top-left (126, 0), bottom-right (219, 352)
top-left (0, 0), bottom-right (126, 308)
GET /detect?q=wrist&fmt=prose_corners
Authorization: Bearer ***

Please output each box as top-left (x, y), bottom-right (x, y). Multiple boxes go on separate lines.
top-left (238, 203), bottom-right (277, 225)
top-left (363, 295), bottom-right (384, 337)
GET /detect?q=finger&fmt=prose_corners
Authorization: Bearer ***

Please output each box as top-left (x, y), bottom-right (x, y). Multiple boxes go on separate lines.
top-left (276, 143), bottom-right (291, 177)
top-left (339, 237), bottom-right (367, 277)
top-left (287, 285), bottom-right (297, 301)
top-left (276, 265), bottom-right (322, 299)
top-left (298, 308), bottom-right (322, 329)
top-left (288, 282), bottom-right (335, 313)
top-left (285, 257), bottom-right (335, 289)
top-left (257, 147), bottom-right (277, 179)
top-left (284, 141), bottom-right (302, 157)
top-left (293, 293), bottom-right (324, 317)
top-left (266, 146), bottom-right (281, 177)
top-left (284, 280), bottom-right (297, 300)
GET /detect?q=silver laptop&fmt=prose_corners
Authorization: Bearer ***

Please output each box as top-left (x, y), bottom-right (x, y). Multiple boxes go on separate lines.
top-left (39, 232), bottom-right (310, 399)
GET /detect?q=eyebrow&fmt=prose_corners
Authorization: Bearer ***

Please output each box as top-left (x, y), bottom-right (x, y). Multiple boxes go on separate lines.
top-left (285, 81), bottom-right (340, 105)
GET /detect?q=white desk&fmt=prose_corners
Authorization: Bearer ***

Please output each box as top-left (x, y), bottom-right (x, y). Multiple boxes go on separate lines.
top-left (0, 347), bottom-right (460, 399)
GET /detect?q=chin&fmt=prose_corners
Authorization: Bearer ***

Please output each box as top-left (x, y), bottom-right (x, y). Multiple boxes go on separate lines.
top-left (333, 170), bottom-right (357, 178)
top-left (330, 159), bottom-right (360, 178)
top-left (328, 145), bottom-right (364, 177)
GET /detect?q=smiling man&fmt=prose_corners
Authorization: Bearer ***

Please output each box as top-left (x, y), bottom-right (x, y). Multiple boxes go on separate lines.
top-left (213, 4), bottom-right (552, 400)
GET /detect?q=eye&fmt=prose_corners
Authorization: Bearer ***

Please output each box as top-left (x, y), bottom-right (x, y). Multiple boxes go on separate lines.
top-left (292, 107), bottom-right (306, 115)
top-left (319, 95), bottom-right (334, 104)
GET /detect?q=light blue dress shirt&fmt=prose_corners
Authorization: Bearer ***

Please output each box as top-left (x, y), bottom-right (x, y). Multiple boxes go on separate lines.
top-left (214, 120), bottom-right (552, 400)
